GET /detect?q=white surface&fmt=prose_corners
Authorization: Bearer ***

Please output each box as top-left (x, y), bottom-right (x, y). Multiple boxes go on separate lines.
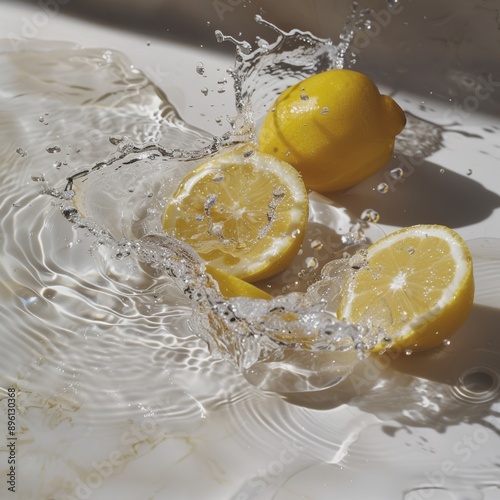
top-left (1, 1), bottom-right (500, 499)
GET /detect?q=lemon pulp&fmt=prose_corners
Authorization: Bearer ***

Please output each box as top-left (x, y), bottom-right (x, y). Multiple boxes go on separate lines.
top-left (337, 224), bottom-right (474, 352)
top-left (162, 146), bottom-right (309, 283)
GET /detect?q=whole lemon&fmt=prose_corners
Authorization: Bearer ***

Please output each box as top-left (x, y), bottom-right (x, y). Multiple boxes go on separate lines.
top-left (258, 69), bottom-right (406, 193)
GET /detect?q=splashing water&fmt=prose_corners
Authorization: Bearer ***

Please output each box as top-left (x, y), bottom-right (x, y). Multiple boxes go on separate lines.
top-left (35, 11), bottom-right (386, 394)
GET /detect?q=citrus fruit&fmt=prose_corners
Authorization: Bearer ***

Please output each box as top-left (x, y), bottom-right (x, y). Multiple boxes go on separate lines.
top-left (258, 69), bottom-right (406, 193)
top-left (162, 146), bottom-right (308, 283)
top-left (337, 224), bottom-right (474, 352)
top-left (206, 265), bottom-right (272, 300)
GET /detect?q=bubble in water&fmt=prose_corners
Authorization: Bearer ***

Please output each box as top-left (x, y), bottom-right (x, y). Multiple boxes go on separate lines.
top-left (16, 147), bottom-right (28, 157)
top-left (390, 167), bottom-right (403, 179)
top-left (360, 208), bottom-right (380, 223)
top-left (46, 145), bottom-right (61, 154)
top-left (196, 62), bottom-right (205, 75)
top-left (376, 182), bottom-right (389, 194)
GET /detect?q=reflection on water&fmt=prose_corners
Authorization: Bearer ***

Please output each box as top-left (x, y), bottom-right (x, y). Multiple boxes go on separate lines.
top-left (1, 12), bottom-right (500, 499)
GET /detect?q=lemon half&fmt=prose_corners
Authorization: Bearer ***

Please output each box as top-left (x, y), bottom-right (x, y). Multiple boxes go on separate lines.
top-left (337, 224), bottom-right (474, 352)
top-left (162, 146), bottom-right (309, 283)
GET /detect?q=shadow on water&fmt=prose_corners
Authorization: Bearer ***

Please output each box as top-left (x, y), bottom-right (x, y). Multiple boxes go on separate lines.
top-left (336, 156), bottom-right (500, 229)
top-left (283, 302), bottom-right (500, 435)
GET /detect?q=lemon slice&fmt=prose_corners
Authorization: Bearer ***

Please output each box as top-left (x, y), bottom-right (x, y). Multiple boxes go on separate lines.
top-left (206, 265), bottom-right (272, 300)
top-left (337, 224), bottom-right (474, 352)
top-left (162, 146), bottom-right (309, 283)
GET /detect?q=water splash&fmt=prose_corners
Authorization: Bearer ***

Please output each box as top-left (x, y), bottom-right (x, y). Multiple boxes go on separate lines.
top-left (33, 16), bottom-right (391, 393)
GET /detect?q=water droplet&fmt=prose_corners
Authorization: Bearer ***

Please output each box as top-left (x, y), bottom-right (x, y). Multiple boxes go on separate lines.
top-left (291, 229), bottom-right (301, 238)
top-left (310, 239), bottom-right (323, 250)
top-left (320, 107), bottom-right (329, 114)
top-left (204, 194), bottom-right (217, 212)
top-left (196, 62), bottom-right (205, 75)
top-left (300, 93), bottom-right (309, 100)
top-left (390, 167), bottom-right (403, 179)
top-left (16, 147), bottom-right (28, 157)
top-left (39, 116), bottom-right (45, 123)
top-left (360, 208), bottom-right (380, 223)
top-left (53, 161), bottom-right (62, 169)
top-left (272, 186), bottom-right (286, 198)
top-left (217, 78), bottom-right (227, 94)
top-left (46, 145), bottom-right (61, 154)
top-left (31, 173), bottom-right (45, 182)
top-left (146, 41), bottom-right (151, 46)
top-left (305, 257), bottom-right (318, 269)
top-left (215, 116), bottom-right (223, 125)
top-left (405, 349), bottom-right (413, 356)
top-left (376, 182), bottom-right (389, 194)
top-left (443, 339), bottom-right (451, 346)
top-left (439, 168), bottom-right (446, 174)
top-left (256, 37), bottom-right (269, 50)
top-left (467, 169), bottom-right (472, 176)
top-left (212, 174), bottom-right (224, 183)
top-left (12, 202), bottom-right (21, 208)
top-left (201, 87), bottom-right (209, 96)
top-left (407, 247), bottom-right (415, 255)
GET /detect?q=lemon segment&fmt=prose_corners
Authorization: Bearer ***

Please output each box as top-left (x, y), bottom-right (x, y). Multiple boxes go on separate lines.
top-left (206, 265), bottom-right (272, 300)
top-left (258, 69), bottom-right (406, 193)
top-left (162, 146), bottom-right (309, 283)
top-left (337, 225), bottom-right (474, 352)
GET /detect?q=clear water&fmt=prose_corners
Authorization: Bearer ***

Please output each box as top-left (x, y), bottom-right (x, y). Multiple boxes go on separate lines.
top-left (1, 6), bottom-right (500, 499)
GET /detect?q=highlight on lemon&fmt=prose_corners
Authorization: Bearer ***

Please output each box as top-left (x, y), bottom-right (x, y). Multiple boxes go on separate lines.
top-left (258, 69), bottom-right (406, 193)
top-left (337, 224), bottom-right (474, 353)
top-left (162, 146), bottom-right (309, 283)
